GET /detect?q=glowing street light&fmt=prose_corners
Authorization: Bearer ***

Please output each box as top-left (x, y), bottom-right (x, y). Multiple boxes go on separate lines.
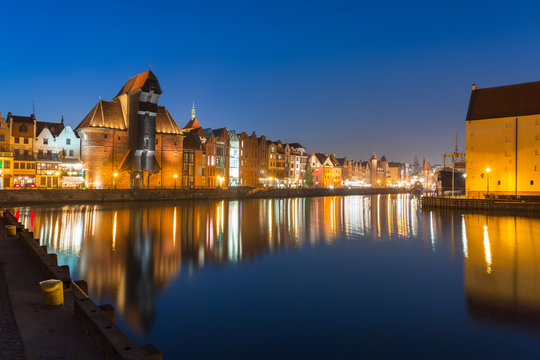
top-left (113, 172), bottom-right (118, 189)
top-left (55, 171), bottom-right (60, 190)
top-left (217, 175), bottom-right (224, 188)
top-left (173, 173), bottom-right (178, 189)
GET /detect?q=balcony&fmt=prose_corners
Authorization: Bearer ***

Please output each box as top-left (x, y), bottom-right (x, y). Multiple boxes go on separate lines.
top-left (0, 152), bottom-right (13, 158)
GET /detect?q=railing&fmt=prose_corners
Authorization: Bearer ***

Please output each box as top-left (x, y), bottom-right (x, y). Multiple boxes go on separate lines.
top-left (0, 151), bottom-right (13, 157)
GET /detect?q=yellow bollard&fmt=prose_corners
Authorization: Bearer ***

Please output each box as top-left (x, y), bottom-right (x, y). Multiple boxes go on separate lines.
top-left (39, 279), bottom-right (64, 306)
top-left (5, 225), bottom-right (16, 236)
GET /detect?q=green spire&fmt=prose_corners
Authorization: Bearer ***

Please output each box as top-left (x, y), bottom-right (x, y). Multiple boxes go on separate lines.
top-left (191, 101), bottom-right (196, 120)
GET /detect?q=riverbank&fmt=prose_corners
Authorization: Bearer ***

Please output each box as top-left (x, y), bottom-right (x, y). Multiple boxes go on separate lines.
top-left (0, 210), bottom-right (159, 359)
top-left (421, 196), bottom-right (540, 213)
top-left (0, 187), bottom-right (408, 205)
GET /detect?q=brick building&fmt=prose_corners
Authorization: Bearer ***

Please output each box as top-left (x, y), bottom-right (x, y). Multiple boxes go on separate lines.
top-left (76, 70), bottom-right (184, 189)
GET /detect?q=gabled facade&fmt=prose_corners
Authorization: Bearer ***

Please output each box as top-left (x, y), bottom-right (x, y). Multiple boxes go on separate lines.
top-left (8, 113), bottom-right (37, 188)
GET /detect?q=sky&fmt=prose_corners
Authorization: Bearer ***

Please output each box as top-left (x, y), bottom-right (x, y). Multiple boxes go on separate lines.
top-left (3, 0), bottom-right (540, 164)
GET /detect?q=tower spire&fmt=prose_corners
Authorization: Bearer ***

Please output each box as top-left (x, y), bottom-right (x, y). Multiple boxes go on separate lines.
top-left (191, 101), bottom-right (196, 120)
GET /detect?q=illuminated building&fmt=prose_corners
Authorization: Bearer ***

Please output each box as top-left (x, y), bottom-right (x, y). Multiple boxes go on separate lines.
top-left (466, 81), bottom-right (540, 197)
top-left (228, 131), bottom-right (240, 186)
top-left (307, 152), bottom-right (341, 188)
top-left (76, 70), bottom-right (184, 189)
top-left (0, 113), bottom-right (12, 189)
top-left (7, 113), bottom-right (37, 188)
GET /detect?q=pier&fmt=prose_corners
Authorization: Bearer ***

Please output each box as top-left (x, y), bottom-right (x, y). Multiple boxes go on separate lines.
top-left (421, 196), bottom-right (540, 213)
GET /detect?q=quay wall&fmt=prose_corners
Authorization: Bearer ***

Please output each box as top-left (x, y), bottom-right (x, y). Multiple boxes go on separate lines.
top-left (0, 187), bottom-right (408, 205)
top-left (421, 196), bottom-right (540, 213)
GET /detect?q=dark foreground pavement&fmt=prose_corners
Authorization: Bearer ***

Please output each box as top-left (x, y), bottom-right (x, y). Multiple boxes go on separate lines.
top-left (0, 216), bottom-right (104, 359)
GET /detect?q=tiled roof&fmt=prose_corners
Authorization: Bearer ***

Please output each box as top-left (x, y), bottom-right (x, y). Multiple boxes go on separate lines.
top-left (76, 100), bottom-right (126, 130)
top-left (467, 80), bottom-right (540, 120)
top-left (76, 101), bottom-right (182, 134)
top-left (36, 121), bottom-right (65, 137)
top-left (183, 118), bottom-right (201, 130)
top-left (115, 70), bottom-right (162, 97)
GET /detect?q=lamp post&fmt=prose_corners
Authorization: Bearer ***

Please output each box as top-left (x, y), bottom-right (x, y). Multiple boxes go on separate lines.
top-left (173, 173), bottom-right (178, 189)
top-left (217, 175), bottom-right (224, 188)
top-left (113, 172), bottom-right (118, 189)
top-left (485, 167), bottom-right (491, 197)
top-left (55, 171), bottom-right (60, 190)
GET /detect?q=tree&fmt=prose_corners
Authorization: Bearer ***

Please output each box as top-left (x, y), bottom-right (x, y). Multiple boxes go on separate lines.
top-left (304, 163), bottom-right (313, 187)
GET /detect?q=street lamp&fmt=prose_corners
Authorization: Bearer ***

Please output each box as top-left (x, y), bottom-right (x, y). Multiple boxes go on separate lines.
top-left (217, 175), bottom-right (224, 188)
top-left (113, 172), bottom-right (118, 189)
top-left (173, 173), bottom-right (178, 189)
top-left (55, 171), bottom-right (60, 190)
top-left (485, 167), bottom-right (491, 197)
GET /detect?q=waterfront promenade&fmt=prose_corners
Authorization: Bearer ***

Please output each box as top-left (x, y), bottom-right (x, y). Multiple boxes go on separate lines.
top-left (0, 211), bottom-right (157, 359)
top-left (0, 187), bottom-right (407, 205)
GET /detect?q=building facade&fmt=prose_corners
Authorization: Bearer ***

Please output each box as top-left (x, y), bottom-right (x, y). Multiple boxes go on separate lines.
top-left (76, 70), bottom-right (184, 189)
top-left (466, 81), bottom-right (540, 197)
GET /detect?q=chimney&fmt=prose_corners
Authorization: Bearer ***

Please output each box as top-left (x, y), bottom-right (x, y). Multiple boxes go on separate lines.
top-left (472, 84), bottom-right (477, 90)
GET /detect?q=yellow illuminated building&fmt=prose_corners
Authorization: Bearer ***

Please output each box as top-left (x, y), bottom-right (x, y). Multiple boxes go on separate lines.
top-left (466, 81), bottom-right (540, 197)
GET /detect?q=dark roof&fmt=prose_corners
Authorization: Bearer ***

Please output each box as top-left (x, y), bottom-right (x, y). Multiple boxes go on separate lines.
top-left (76, 100), bottom-right (126, 130)
top-left (467, 80), bottom-right (540, 121)
top-left (288, 142), bottom-right (304, 149)
top-left (314, 153), bottom-right (326, 164)
top-left (380, 155), bottom-right (387, 162)
top-left (115, 70), bottom-right (162, 97)
top-left (388, 161), bottom-right (402, 167)
top-left (183, 131), bottom-right (203, 150)
top-left (336, 157), bottom-right (346, 166)
top-left (76, 101), bottom-right (181, 134)
top-left (8, 114), bottom-right (34, 123)
top-left (212, 128), bottom-right (227, 138)
top-left (36, 121), bottom-right (65, 137)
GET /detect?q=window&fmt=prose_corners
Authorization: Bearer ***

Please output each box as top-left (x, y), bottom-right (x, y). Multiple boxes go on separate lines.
top-left (14, 149), bottom-right (19, 156)
top-left (531, 180), bottom-right (535, 185)
top-left (47, 150), bottom-right (52, 155)
top-left (19, 124), bottom-right (27, 132)
top-left (41, 177), bottom-right (46, 185)
top-left (43, 138), bottom-right (48, 145)
top-left (14, 162), bottom-right (19, 169)
top-left (38, 150), bottom-right (43, 156)
top-left (14, 137), bottom-right (19, 144)
top-left (23, 150), bottom-right (28, 156)
top-left (66, 138), bottom-right (71, 145)
top-left (0, 134), bottom-right (4, 141)
top-left (24, 138), bottom-right (28, 144)
top-left (497, 180), bottom-right (501, 185)
top-left (69, 150), bottom-right (74, 156)
top-left (104, 134), bottom-right (108, 139)
top-left (20, 163), bottom-right (25, 169)
top-left (4, 161), bottom-right (10, 169)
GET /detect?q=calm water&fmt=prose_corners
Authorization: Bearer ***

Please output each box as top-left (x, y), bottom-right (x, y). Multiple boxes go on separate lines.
top-left (12, 195), bottom-right (540, 358)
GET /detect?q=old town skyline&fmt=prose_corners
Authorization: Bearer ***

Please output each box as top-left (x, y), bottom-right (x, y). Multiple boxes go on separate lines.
top-left (5, 1), bottom-right (540, 164)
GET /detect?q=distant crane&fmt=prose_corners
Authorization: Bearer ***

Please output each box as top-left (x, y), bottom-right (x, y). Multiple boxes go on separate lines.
top-left (442, 133), bottom-right (466, 197)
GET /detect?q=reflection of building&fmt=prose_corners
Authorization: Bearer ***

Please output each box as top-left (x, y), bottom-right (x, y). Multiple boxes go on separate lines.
top-left (15, 195), bottom-right (418, 334)
top-left (463, 214), bottom-right (540, 328)
top-left (76, 70), bottom-right (184, 189)
top-left (466, 81), bottom-right (540, 197)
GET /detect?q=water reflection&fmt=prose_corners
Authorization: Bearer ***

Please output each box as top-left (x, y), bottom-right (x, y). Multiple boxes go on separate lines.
top-left (14, 195), bottom-right (540, 342)
top-left (463, 214), bottom-right (540, 329)
top-left (15, 195), bottom-right (417, 332)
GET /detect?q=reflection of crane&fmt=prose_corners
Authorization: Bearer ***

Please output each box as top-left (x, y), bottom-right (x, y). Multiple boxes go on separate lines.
top-left (443, 133), bottom-right (466, 196)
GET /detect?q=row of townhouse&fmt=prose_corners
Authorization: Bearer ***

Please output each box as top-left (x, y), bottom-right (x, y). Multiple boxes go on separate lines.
top-left (0, 112), bottom-right (81, 189)
top-left (72, 70), bottom-right (311, 189)
top-left (308, 152), bottom-right (410, 188)
top-left (1, 70), bottom-right (410, 190)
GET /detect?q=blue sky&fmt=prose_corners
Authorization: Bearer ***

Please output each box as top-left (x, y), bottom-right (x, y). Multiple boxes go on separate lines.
top-left (3, 0), bottom-right (540, 164)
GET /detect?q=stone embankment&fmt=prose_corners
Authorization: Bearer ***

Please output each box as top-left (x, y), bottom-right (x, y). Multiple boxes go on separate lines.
top-left (0, 209), bottom-right (161, 359)
top-left (1, 187), bottom-right (409, 205)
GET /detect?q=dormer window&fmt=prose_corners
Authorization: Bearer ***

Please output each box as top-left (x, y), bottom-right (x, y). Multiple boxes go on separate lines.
top-left (19, 124), bottom-right (27, 132)
top-left (66, 138), bottom-right (71, 145)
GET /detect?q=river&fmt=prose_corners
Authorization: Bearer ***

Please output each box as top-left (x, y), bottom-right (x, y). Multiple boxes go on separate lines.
top-left (12, 194), bottom-right (540, 358)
